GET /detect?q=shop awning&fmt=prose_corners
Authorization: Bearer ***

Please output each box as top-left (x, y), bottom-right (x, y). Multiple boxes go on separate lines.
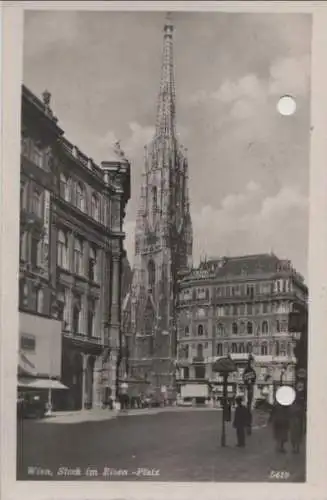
top-left (18, 351), bottom-right (38, 376)
top-left (18, 378), bottom-right (68, 390)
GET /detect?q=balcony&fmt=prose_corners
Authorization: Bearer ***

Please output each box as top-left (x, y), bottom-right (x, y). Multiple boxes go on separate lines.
top-left (63, 330), bottom-right (107, 352)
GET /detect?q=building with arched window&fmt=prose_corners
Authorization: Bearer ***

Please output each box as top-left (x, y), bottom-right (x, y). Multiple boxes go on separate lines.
top-left (18, 85), bottom-right (131, 411)
top-left (176, 252), bottom-right (308, 403)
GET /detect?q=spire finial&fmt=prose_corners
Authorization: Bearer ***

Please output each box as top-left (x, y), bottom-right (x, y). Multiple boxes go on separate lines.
top-left (155, 11), bottom-right (176, 138)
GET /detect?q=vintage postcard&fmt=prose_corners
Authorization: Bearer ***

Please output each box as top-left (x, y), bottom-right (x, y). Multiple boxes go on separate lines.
top-left (1, 1), bottom-right (327, 500)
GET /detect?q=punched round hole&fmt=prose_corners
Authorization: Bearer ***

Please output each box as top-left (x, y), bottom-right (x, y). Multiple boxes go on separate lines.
top-left (275, 385), bottom-right (296, 406)
top-left (277, 95), bottom-right (296, 116)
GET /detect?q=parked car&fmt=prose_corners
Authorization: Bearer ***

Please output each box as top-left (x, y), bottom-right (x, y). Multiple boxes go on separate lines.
top-left (254, 398), bottom-right (272, 412)
top-left (17, 391), bottom-right (46, 419)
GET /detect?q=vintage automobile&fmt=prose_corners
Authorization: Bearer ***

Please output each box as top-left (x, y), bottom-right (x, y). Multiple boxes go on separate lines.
top-left (17, 391), bottom-right (47, 419)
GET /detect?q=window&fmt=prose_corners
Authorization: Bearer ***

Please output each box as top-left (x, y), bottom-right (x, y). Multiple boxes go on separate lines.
top-left (184, 325), bottom-right (190, 336)
top-left (216, 323), bottom-right (224, 336)
top-left (280, 341), bottom-right (286, 356)
top-left (246, 342), bottom-right (252, 354)
top-left (20, 335), bottom-right (36, 352)
top-left (75, 182), bottom-right (85, 212)
top-left (232, 304), bottom-right (238, 316)
top-left (275, 341), bottom-right (280, 356)
top-left (239, 304), bottom-right (245, 316)
top-left (239, 343), bottom-right (245, 353)
top-left (247, 321), bottom-right (253, 335)
top-left (198, 324), bottom-right (204, 336)
top-left (31, 142), bottom-right (44, 168)
top-left (217, 306), bottom-right (224, 317)
top-left (20, 232), bottom-right (27, 261)
top-left (195, 365), bottom-right (205, 379)
top-left (261, 342), bottom-right (268, 355)
top-left (20, 182), bottom-right (26, 209)
top-left (31, 190), bottom-right (42, 217)
top-left (73, 238), bottom-right (84, 275)
top-left (91, 194), bottom-right (100, 221)
top-left (184, 367), bottom-right (190, 379)
top-left (36, 288), bottom-right (44, 314)
top-left (196, 343), bottom-right (203, 358)
top-left (232, 322), bottom-right (238, 335)
top-left (31, 235), bottom-right (41, 268)
top-left (280, 320), bottom-right (288, 332)
top-left (231, 343), bottom-right (238, 353)
top-left (87, 298), bottom-right (96, 337)
top-left (60, 174), bottom-right (70, 201)
top-left (287, 343), bottom-right (292, 357)
top-left (262, 320), bottom-right (269, 334)
top-left (239, 321), bottom-right (245, 334)
top-left (247, 303), bottom-right (253, 315)
top-left (152, 186), bottom-right (157, 212)
top-left (263, 302), bottom-right (268, 314)
top-left (57, 230), bottom-right (68, 269)
top-left (255, 303), bottom-right (261, 315)
top-left (148, 259), bottom-right (155, 289)
top-left (89, 246), bottom-right (97, 281)
top-left (276, 320), bottom-right (281, 333)
top-left (72, 295), bottom-right (81, 334)
top-left (184, 344), bottom-right (189, 358)
top-left (217, 343), bottom-right (223, 356)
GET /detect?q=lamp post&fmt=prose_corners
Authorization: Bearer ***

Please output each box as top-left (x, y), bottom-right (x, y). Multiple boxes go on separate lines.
top-left (243, 355), bottom-right (256, 436)
top-left (213, 355), bottom-right (237, 447)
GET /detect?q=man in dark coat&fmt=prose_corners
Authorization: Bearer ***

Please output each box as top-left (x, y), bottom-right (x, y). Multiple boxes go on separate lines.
top-left (269, 401), bottom-right (290, 453)
top-left (233, 396), bottom-right (249, 447)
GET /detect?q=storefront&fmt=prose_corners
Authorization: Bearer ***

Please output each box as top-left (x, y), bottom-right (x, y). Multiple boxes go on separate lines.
top-left (18, 312), bottom-right (67, 410)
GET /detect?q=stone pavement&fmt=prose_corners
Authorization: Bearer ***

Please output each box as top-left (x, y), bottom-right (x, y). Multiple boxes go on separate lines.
top-left (17, 409), bottom-right (305, 482)
top-left (41, 406), bottom-right (225, 424)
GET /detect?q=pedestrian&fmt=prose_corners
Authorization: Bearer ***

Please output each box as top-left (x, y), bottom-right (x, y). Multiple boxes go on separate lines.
top-left (269, 401), bottom-right (290, 453)
top-left (233, 396), bottom-right (249, 447)
top-left (289, 400), bottom-right (303, 454)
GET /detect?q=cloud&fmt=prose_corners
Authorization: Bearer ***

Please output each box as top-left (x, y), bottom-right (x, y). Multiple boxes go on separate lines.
top-left (124, 122), bottom-right (155, 158)
top-left (123, 182), bottom-right (308, 279)
top-left (191, 183), bottom-right (308, 276)
top-left (268, 55), bottom-right (311, 97)
top-left (186, 53), bottom-right (310, 124)
top-left (24, 12), bottom-right (80, 57)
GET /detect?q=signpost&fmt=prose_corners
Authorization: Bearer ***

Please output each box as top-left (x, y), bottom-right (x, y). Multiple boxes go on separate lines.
top-left (213, 356), bottom-right (237, 447)
top-left (243, 357), bottom-right (256, 435)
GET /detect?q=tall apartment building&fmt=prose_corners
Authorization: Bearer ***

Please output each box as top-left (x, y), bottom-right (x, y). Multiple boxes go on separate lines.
top-left (19, 85), bottom-right (131, 410)
top-left (176, 254), bottom-right (308, 403)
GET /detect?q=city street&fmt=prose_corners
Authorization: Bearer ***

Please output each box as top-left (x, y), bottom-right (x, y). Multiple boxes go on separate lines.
top-left (17, 409), bottom-right (305, 482)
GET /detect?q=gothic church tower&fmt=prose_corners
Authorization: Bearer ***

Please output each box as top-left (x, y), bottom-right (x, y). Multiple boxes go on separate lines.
top-left (129, 14), bottom-right (193, 400)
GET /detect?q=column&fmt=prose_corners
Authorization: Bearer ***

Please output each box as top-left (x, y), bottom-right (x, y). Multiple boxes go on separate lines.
top-left (68, 232), bottom-right (74, 271)
top-left (81, 353), bottom-right (89, 410)
top-left (82, 293), bottom-right (88, 335)
top-left (93, 356), bottom-right (103, 408)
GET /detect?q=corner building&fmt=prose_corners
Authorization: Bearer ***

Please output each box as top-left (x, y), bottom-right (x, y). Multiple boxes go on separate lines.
top-left (176, 254), bottom-right (308, 404)
top-left (128, 15), bottom-right (193, 401)
top-left (19, 85), bottom-right (131, 410)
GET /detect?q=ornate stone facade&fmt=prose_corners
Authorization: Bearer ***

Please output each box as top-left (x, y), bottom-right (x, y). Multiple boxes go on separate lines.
top-left (176, 254), bottom-right (308, 403)
top-left (127, 15), bottom-right (193, 401)
top-left (19, 85), bottom-right (131, 410)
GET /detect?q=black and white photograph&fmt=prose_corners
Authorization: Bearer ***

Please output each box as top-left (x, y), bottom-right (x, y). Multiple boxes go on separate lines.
top-left (3, 1), bottom-right (327, 495)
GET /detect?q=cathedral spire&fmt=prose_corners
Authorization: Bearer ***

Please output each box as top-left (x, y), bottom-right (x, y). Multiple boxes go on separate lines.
top-left (155, 12), bottom-right (176, 138)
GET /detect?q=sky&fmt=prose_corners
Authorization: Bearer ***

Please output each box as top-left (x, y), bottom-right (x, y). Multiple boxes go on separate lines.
top-left (23, 10), bottom-right (312, 281)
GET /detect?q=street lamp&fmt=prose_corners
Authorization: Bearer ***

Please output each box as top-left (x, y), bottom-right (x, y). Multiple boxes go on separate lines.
top-left (213, 355), bottom-right (237, 447)
top-left (243, 355), bottom-right (256, 436)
